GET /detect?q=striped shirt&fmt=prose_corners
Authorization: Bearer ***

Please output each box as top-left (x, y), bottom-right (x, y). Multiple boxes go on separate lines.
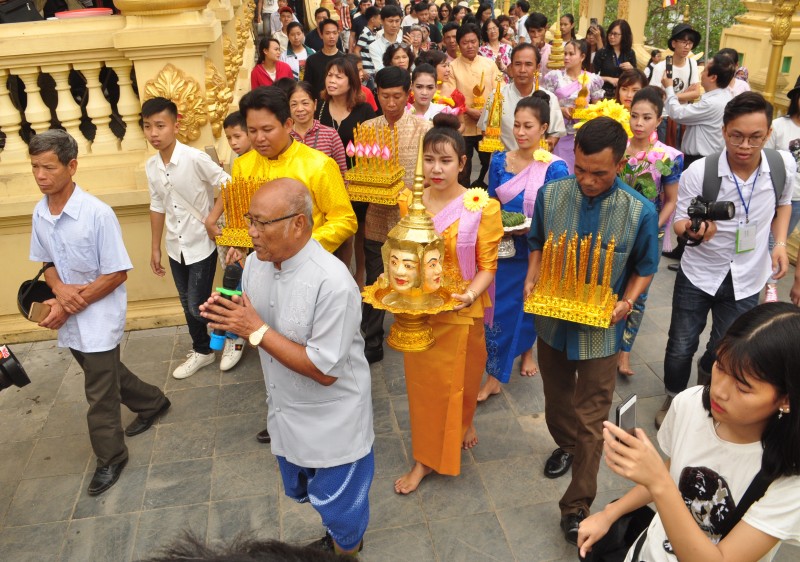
top-left (290, 120), bottom-right (348, 175)
top-left (357, 27), bottom-right (377, 76)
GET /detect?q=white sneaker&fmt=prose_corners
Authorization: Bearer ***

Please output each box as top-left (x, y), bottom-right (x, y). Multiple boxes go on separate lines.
top-left (172, 351), bottom-right (215, 379)
top-left (220, 337), bottom-right (245, 371)
top-left (765, 284), bottom-right (779, 303)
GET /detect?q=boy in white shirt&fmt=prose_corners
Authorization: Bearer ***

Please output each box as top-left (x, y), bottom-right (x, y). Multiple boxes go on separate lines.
top-left (143, 97), bottom-right (231, 380)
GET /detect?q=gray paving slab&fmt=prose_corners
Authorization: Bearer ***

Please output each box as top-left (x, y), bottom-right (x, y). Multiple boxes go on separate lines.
top-left (0, 258), bottom-right (798, 562)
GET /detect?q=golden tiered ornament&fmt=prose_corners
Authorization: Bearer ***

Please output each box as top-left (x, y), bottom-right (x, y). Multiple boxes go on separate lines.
top-left (344, 123), bottom-right (405, 205)
top-left (479, 76), bottom-right (506, 153)
top-left (215, 177), bottom-right (267, 248)
top-left (524, 232), bottom-right (617, 328)
top-left (360, 141), bottom-right (457, 352)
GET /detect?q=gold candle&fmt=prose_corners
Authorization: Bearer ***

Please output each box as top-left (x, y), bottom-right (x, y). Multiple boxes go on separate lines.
top-left (554, 232), bottom-right (566, 296)
top-left (540, 232), bottom-right (552, 295)
top-left (589, 233), bottom-right (602, 290)
top-left (564, 237), bottom-right (577, 299)
top-left (394, 124), bottom-right (399, 169)
top-left (548, 233), bottom-right (559, 297)
top-left (578, 234), bottom-right (590, 299)
top-left (601, 236), bottom-right (616, 291)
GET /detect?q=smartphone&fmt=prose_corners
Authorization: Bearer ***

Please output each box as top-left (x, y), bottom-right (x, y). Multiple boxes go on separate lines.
top-left (402, 25), bottom-right (413, 37)
top-left (615, 394), bottom-right (637, 438)
top-left (665, 55), bottom-right (673, 79)
top-left (28, 301), bottom-right (51, 323)
top-left (590, 17), bottom-right (598, 26)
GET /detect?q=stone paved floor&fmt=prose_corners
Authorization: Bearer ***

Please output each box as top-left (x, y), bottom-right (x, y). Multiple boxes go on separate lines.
top-left (1, 258), bottom-right (799, 561)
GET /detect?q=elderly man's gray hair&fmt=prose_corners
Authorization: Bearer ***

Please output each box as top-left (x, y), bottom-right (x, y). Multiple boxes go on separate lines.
top-left (28, 130), bottom-right (78, 166)
top-left (288, 186), bottom-right (314, 229)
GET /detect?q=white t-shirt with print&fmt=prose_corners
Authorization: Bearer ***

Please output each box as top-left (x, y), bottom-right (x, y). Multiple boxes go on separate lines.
top-left (766, 116), bottom-right (800, 201)
top-left (626, 387), bottom-right (800, 562)
top-left (649, 57), bottom-right (699, 95)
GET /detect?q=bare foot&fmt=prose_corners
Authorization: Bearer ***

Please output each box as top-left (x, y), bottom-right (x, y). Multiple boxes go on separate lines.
top-left (520, 350), bottom-right (539, 377)
top-left (462, 424), bottom-right (478, 449)
top-left (617, 351), bottom-right (635, 377)
top-left (394, 462), bottom-right (433, 494)
top-left (477, 376), bottom-right (502, 402)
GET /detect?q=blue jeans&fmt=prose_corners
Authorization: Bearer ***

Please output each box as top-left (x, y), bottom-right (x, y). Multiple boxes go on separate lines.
top-left (663, 268), bottom-right (759, 395)
top-left (169, 250), bottom-right (217, 355)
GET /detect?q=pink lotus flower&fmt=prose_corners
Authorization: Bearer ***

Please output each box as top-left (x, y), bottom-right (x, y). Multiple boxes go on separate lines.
top-left (635, 151), bottom-right (646, 161)
top-left (646, 151), bottom-right (660, 164)
top-left (381, 146), bottom-right (391, 160)
top-left (346, 141), bottom-right (355, 157)
top-left (628, 157), bottom-right (638, 166)
top-left (356, 146), bottom-right (364, 157)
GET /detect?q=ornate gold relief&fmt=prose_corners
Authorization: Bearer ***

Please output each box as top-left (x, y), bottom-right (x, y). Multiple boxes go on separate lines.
top-left (205, 59), bottom-right (233, 138)
top-left (223, 35), bottom-right (239, 91)
top-left (144, 63), bottom-right (208, 143)
top-left (236, 15), bottom-right (249, 54)
top-left (242, 0), bottom-right (255, 22)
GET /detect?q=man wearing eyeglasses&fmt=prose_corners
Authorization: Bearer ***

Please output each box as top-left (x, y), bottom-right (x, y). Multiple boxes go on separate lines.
top-left (656, 92), bottom-right (794, 428)
top-left (200, 179), bottom-right (374, 556)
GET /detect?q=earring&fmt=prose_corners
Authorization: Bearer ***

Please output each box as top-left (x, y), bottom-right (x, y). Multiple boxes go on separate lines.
top-left (778, 407), bottom-right (789, 419)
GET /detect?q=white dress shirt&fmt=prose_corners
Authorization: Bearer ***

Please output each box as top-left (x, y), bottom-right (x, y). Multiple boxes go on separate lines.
top-left (369, 29), bottom-right (398, 73)
top-left (30, 186), bottom-right (133, 353)
top-left (675, 149), bottom-right (794, 299)
top-left (665, 86), bottom-right (732, 156)
top-left (243, 239), bottom-right (374, 468)
top-left (147, 141), bottom-right (230, 265)
top-left (477, 82), bottom-right (566, 150)
top-left (765, 116), bottom-right (800, 201)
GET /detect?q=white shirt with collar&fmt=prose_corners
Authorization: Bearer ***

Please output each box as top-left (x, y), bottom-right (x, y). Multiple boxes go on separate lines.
top-left (29, 185), bottom-right (133, 353)
top-left (242, 238), bottom-right (374, 468)
top-left (477, 82), bottom-right (566, 150)
top-left (665, 86), bottom-right (733, 156)
top-left (675, 149), bottom-right (794, 299)
top-left (517, 15), bottom-right (529, 42)
top-left (370, 29), bottom-right (399, 73)
top-left (146, 140), bottom-right (230, 265)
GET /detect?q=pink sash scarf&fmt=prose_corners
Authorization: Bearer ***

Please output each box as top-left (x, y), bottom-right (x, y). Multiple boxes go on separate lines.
top-left (495, 156), bottom-right (564, 217)
top-left (432, 195), bottom-right (496, 326)
top-left (554, 76), bottom-right (582, 100)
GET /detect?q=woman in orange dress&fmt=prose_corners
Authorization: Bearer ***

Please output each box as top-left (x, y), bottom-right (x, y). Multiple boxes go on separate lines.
top-left (394, 114), bottom-right (503, 494)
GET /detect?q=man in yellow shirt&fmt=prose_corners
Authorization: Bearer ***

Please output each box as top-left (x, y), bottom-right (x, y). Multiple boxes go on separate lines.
top-left (233, 87), bottom-right (357, 253)
top-left (445, 22), bottom-right (499, 188)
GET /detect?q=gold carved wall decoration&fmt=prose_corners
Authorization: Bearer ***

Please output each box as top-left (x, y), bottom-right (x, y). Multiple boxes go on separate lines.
top-left (223, 35), bottom-right (239, 91)
top-left (236, 15), bottom-right (249, 55)
top-left (144, 63), bottom-right (208, 143)
top-left (617, 0), bottom-right (629, 20)
top-left (205, 59), bottom-right (233, 139)
top-left (243, 0), bottom-right (255, 22)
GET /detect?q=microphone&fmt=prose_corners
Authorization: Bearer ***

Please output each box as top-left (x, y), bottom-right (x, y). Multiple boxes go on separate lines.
top-left (209, 265), bottom-right (243, 351)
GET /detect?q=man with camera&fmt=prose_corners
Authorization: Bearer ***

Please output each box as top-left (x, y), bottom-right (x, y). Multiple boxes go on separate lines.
top-left (656, 92), bottom-right (794, 428)
top-left (28, 130), bottom-right (170, 496)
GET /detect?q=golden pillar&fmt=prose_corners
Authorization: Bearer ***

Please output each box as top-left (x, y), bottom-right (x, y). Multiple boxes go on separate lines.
top-left (764, 0), bottom-right (800, 103)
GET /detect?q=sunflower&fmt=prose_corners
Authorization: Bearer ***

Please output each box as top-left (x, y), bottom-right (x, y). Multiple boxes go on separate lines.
top-left (533, 149), bottom-right (553, 163)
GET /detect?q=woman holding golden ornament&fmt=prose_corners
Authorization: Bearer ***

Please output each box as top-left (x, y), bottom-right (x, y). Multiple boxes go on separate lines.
top-left (415, 50), bottom-right (467, 130)
top-left (394, 114), bottom-right (503, 495)
top-left (542, 39), bottom-right (604, 173)
top-left (478, 93), bottom-right (570, 402)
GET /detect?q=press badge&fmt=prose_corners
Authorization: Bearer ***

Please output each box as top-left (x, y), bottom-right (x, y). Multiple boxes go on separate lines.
top-left (736, 221), bottom-right (757, 253)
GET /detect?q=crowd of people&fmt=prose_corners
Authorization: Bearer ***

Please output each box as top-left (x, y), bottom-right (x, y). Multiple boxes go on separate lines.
top-left (25, 1), bottom-right (800, 559)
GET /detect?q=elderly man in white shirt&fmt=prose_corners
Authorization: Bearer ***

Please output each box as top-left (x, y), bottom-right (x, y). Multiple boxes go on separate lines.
top-left (200, 178), bottom-right (374, 556)
top-left (662, 52), bottom-right (736, 169)
top-left (656, 92), bottom-right (794, 429)
top-left (477, 43), bottom-right (566, 151)
top-left (29, 130), bottom-right (170, 497)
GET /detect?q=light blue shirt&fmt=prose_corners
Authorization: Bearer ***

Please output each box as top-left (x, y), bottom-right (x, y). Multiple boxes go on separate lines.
top-left (30, 185), bottom-right (133, 353)
top-left (242, 238), bottom-right (374, 468)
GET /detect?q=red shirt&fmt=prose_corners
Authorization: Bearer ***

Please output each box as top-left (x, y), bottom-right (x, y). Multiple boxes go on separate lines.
top-left (362, 86), bottom-right (377, 111)
top-left (250, 61), bottom-right (295, 89)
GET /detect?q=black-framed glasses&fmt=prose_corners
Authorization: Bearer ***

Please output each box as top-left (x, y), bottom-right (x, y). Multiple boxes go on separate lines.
top-left (726, 132), bottom-right (766, 148)
top-left (244, 212), bottom-right (300, 230)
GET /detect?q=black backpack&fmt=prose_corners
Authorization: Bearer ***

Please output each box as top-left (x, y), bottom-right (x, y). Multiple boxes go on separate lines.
top-left (0, 0), bottom-right (44, 23)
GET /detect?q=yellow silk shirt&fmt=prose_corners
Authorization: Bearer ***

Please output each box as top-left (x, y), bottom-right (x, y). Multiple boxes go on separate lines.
top-left (232, 140), bottom-right (357, 253)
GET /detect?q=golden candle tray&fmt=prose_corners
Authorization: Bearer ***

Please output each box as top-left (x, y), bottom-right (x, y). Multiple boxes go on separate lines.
top-left (215, 176), bottom-right (266, 248)
top-left (524, 231), bottom-right (618, 328)
top-left (345, 122), bottom-right (405, 206)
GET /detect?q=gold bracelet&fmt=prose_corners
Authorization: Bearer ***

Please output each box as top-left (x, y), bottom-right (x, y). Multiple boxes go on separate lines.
top-left (774, 241), bottom-right (787, 247)
top-left (466, 289), bottom-right (478, 304)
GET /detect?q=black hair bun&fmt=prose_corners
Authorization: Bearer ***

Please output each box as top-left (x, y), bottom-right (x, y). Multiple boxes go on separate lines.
top-left (531, 90), bottom-right (551, 108)
top-left (432, 113), bottom-right (460, 130)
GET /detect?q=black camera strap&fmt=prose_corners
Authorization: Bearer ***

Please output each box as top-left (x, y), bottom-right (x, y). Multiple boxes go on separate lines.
top-left (702, 149), bottom-right (786, 204)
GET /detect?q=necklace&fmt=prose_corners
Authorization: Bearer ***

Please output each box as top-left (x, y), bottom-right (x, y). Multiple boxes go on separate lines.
top-left (318, 100), bottom-right (341, 131)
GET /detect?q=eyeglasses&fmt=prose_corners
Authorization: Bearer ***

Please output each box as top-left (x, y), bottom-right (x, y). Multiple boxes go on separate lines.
top-left (673, 39), bottom-right (694, 46)
top-left (607, 32), bottom-right (621, 37)
top-left (244, 212), bottom-right (299, 230)
top-left (727, 132), bottom-right (766, 148)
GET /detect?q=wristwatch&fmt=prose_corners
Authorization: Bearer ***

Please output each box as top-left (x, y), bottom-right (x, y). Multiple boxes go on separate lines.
top-left (248, 323), bottom-right (270, 347)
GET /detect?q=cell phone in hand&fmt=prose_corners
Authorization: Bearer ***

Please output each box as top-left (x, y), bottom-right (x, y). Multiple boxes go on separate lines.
top-left (590, 17), bottom-right (598, 26)
top-left (28, 301), bottom-right (51, 323)
top-left (665, 55), bottom-right (673, 79)
top-left (615, 394), bottom-right (637, 440)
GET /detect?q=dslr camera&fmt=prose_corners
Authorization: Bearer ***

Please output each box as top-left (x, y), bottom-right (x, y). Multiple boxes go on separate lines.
top-left (685, 196), bottom-right (736, 245)
top-left (0, 345), bottom-right (31, 394)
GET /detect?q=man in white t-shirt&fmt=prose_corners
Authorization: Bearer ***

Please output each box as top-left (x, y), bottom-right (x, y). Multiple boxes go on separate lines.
top-left (257, 0), bottom-right (278, 37)
top-left (515, 0), bottom-right (530, 43)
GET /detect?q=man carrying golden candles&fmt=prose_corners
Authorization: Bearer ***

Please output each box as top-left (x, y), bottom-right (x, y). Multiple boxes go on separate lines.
top-left (522, 117), bottom-right (659, 546)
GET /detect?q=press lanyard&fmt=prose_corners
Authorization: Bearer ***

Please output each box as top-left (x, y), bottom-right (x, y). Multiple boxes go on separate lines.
top-left (730, 164), bottom-right (759, 224)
